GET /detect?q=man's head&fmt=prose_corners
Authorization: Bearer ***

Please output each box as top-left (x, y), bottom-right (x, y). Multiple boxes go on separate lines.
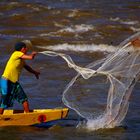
top-left (15, 40), bottom-right (33, 53)
top-left (15, 42), bottom-right (27, 51)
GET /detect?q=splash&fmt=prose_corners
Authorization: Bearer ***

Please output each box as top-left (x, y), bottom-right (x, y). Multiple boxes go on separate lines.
top-left (39, 32), bottom-right (140, 130)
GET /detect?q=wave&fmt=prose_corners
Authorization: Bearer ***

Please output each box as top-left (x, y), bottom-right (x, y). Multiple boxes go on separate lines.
top-left (110, 17), bottom-right (139, 25)
top-left (67, 10), bottom-right (79, 18)
top-left (59, 24), bottom-right (94, 33)
top-left (130, 27), bottom-right (140, 32)
top-left (39, 24), bottom-right (95, 38)
top-left (37, 43), bottom-right (116, 53)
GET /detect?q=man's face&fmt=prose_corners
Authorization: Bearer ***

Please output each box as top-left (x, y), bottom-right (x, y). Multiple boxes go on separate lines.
top-left (21, 47), bottom-right (28, 54)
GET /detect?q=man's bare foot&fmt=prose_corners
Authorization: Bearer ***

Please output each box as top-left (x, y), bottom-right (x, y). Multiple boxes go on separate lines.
top-left (23, 101), bottom-right (30, 113)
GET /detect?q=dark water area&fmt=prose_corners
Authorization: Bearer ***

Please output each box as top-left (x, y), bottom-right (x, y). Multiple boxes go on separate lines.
top-left (0, 0), bottom-right (140, 140)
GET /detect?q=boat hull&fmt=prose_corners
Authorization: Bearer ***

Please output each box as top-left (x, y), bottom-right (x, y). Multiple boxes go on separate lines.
top-left (0, 108), bottom-right (69, 126)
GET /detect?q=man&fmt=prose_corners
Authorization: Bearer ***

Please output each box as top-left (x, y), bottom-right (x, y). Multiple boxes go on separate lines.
top-left (0, 41), bottom-right (40, 114)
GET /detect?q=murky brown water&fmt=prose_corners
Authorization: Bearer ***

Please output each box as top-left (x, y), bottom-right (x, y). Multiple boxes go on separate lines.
top-left (0, 1), bottom-right (140, 140)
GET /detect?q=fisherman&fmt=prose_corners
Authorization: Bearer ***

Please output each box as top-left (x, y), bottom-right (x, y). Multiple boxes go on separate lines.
top-left (0, 41), bottom-right (40, 114)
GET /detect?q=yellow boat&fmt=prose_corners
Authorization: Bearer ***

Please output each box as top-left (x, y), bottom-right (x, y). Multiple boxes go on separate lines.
top-left (0, 108), bottom-right (69, 126)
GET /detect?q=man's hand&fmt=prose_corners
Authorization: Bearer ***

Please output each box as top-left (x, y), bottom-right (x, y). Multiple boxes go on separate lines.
top-left (24, 64), bottom-right (40, 79)
top-left (131, 38), bottom-right (140, 48)
top-left (34, 71), bottom-right (40, 79)
top-left (31, 52), bottom-right (38, 59)
top-left (21, 51), bottom-right (38, 60)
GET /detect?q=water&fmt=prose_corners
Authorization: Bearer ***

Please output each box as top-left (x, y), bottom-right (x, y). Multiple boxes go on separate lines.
top-left (0, 0), bottom-right (140, 139)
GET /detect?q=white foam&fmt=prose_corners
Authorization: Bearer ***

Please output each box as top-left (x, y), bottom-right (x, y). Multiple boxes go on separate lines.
top-left (39, 24), bottom-right (95, 37)
top-left (130, 27), bottom-right (140, 32)
top-left (67, 10), bottom-right (78, 18)
top-left (120, 21), bottom-right (139, 25)
top-left (81, 114), bottom-right (117, 131)
top-left (39, 32), bottom-right (61, 37)
top-left (54, 22), bottom-right (64, 27)
top-left (37, 43), bottom-right (116, 53)
top-left (59, 24), bottom-right (94, 33)
top-left (110, 17), bottom-right (139, 25)
top-left (110, 17), bottom-right (120, 22)
top-left (10, 2), bottom-right (19, 5)
top-left (31, 7), bottom-right (40, 12)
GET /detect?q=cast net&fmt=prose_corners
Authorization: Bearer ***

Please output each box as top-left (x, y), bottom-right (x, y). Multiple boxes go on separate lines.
top-left (40, 32), bottom-right (140, 130)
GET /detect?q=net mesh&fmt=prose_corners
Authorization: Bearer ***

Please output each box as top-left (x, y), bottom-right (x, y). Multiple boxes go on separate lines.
top-left (40, 32), bottom-right (140, 130)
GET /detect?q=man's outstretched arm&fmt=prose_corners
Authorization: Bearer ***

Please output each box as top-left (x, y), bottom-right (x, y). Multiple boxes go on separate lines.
top-left (24, 64), bottom-right (40, 79)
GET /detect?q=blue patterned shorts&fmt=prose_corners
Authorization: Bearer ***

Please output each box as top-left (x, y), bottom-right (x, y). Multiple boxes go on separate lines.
top-left (0, 77), bottom-right (28, 109)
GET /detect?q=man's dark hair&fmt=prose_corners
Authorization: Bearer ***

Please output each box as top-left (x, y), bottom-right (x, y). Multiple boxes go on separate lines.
top-left (15, 42), bottom-right (26, 51)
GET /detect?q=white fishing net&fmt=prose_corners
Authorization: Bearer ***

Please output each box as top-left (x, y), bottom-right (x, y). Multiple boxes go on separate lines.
top-left (40, 32), bottom-right (140, 130)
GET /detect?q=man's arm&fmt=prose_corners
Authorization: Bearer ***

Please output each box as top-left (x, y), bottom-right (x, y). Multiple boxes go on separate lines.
top-left (21, 52), bottom-right (37, 60)
top-left (24, 64), bottom-right (40, 79)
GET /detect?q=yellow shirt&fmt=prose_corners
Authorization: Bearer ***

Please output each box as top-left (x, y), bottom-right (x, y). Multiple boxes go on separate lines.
top-left (2, 51), bottom-right (25, 83)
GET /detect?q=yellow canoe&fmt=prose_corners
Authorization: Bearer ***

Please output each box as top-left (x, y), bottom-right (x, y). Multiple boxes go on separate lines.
top-left (0, 108), bottom-right (69, 126)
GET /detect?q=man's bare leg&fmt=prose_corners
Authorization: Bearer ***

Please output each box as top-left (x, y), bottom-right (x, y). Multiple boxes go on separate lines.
top-left (23, 101), bottom-right (29, 113)
top-left (0, 108), bottom-right (4, 114)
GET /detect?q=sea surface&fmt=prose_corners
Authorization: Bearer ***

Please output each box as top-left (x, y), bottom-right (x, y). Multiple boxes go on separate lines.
top-left (0, 0), bottom-right (140, 140)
